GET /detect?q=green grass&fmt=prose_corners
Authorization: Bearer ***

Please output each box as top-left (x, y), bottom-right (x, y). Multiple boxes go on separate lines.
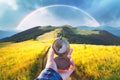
top-left (0, 42), bottom-right (12, 48)
top-left (71, 27), bottom-right (99, 35)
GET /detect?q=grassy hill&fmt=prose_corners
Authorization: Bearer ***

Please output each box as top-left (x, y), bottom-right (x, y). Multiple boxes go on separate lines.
top-left (60, 26), bottom-right (120, 45)
top-left (36, 28), bottom-right (62, 42)
top-left (77, 26), bottom-right (120, 37)
top-left (0, 26), bottom-right (55, 42)
top-left (0, 25), bottom-right (120, 80)
top-left (0, 40), bottom-right (120, 80)
top-left (0, 25), bottom-right (120, 45)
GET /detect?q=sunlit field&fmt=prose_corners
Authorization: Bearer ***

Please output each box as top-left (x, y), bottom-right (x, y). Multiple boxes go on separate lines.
top-left (0, 40), bottom-right (120, 80)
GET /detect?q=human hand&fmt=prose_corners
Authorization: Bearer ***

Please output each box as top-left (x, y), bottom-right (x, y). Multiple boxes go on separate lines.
top-left (57, 49), bottom-right (75, 80)
top-left (45, 47), bottom-right (75, 80)
top-left (45, 47), bottom-right (57, 71)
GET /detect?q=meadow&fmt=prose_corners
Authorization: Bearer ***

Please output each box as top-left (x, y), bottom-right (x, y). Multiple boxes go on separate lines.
top-left (0, 40), bottom-right (120, 80)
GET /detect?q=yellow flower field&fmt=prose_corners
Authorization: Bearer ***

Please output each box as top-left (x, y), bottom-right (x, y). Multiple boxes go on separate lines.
top-left (0, 40), bottom-right (120, 80)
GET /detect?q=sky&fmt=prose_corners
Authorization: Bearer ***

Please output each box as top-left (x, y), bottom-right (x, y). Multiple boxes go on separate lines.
top-left (0, 0), bottom-right (120, 30)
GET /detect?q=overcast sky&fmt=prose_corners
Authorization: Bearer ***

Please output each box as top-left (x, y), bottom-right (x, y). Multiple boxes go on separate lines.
top-left (0, 0), bottom-right (120, 30)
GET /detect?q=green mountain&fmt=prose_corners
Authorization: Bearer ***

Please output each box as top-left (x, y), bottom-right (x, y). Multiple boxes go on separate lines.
top-left (0, 26), bottom-right (55, 42)
top-left (77, 26), bottom-right (120, 37)
top-left (0, 25), bottom-right (120, 45)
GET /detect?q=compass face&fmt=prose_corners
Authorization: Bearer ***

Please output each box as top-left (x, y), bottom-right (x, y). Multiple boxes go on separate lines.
top-left (52, 38), bottom-right (69, 55)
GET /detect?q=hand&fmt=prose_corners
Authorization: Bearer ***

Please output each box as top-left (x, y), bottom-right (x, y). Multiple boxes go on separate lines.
top-left (45, 47), bottom-right (75, 80)
top-left (58, 49), bottom-right (75, 80)
top-left (45, 47), bottom-right (57, 71)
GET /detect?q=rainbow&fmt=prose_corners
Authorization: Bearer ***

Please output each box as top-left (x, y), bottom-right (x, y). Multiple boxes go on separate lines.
top-left (16, 4), bottom-right (100, 30)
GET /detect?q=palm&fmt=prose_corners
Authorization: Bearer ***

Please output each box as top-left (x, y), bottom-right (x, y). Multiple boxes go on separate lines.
top-left (46, 48), bottom-right (75, 80)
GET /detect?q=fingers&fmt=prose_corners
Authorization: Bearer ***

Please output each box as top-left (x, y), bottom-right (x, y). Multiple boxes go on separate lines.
top-left (58, 58), bottom-right (75, 73)
top-left (48, 47), bottom-right (73, 59)
top-left (67, 48), bottom-right (73, 58)
top-left (69, 58), bottom-right (75, 70)
top-left (65, 58), bottom-right (75, 75)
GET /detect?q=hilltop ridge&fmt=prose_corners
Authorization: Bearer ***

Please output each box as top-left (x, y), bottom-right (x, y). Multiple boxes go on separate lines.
top-left (0, 25), bottom-right (120, 45)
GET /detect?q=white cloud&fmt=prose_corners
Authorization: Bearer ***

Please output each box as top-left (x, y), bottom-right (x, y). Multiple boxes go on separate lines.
top-left (0, 0), bottom-right (18, 10)
top-left (16, 5), bottom-right (100, 30)
top-left (104, 19), bottom-right (120, 27)
top-left (17, 9), bottom-right (69, 30)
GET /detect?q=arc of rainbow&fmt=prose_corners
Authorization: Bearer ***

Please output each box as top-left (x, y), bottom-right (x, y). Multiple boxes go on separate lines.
top-left (16, 4), bottom-right (100, 30)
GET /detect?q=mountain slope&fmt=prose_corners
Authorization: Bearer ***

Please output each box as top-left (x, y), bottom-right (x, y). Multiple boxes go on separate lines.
top-left (61, 26), bottom-right (120, 45)
top-left (36, 28), bottom-right (62, 42)
top-left (77, 26), bottom-right (120, 37)
top-left (0, 25), bottom-right (120, 45)
top-left (0, 26), bottom-right (55, 42)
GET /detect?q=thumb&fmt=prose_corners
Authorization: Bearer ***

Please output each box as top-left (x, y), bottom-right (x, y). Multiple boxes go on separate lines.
top-left (47, 47), bottom-right (54, 60)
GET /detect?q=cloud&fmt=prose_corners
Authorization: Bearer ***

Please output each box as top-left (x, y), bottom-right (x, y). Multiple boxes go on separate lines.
top-left (0, 0), bottom-right (18, 18)
top-left (17, 8), bottom-right (69, 30)
top-left (0, 0), bottom-right (31, 30)
top-left (84, 0), bottom-right (120, 27)
top-left (15, 0), bottom-right (120, 27)
top-left (17, 5), bottom-right (100, 30)
top-left (0, 0), bottom-right (120, 30)
top-left (0, 0), bottom-right (18, 10)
